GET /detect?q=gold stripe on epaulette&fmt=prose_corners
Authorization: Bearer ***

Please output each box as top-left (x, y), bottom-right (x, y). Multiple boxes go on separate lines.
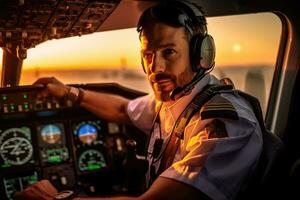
top-left (204, 103), bottom-right (233, 106)
top-left (204, 105), bottom-right (234, 108)
top-left (202, 103), bottom-right (236, 111)
top-left (203, 107), bottom-right (236, 111)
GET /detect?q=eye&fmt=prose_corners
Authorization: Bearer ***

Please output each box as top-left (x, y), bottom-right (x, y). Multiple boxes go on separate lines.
top-left (163, 48), bottom-right (176, 58)
top-left (142, 52), bottom-right (153, 64)
top-left (143, 52), bottom-right (152, 59)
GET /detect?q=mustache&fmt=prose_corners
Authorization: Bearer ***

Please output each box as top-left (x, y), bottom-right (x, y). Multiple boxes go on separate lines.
top-left (149, 73), bottom-right (173, 82)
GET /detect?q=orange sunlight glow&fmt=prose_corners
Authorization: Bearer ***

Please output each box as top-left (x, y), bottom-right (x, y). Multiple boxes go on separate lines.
top-left (233, 44), bottom-right (241, 53)
top-left (23, 29), bottom-right (141, 70)
top-left (208, 13), bottom-right (281, 67)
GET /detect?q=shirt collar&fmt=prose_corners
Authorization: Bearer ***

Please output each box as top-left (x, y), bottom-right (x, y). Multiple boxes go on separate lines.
top-left (161, 74), bottom-right (219, 122)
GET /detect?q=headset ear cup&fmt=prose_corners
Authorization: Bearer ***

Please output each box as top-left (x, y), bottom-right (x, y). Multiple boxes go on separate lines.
top-left (189, 35), bottom-right (201, 72)
top-left (190, 34), bottom-right (215, 71)
top-left (200, 34), bottom-right (215, 70)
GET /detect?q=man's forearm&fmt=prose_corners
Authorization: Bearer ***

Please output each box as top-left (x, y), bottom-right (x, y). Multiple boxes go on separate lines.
top-left (79, 89), bottom-right (131, 124)
top-left (73, 196), bottom-right (138, 200)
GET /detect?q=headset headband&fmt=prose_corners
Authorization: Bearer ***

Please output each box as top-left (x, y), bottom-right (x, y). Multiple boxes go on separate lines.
top-left (137, 0), bottom-right (207, 37)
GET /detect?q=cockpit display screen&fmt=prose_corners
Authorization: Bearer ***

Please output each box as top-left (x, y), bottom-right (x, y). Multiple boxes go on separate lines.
top-left (73, 120), bottom-right (105, 146)
top-left (77, 123), bottom-right (98, 145)
top-left (0, 126), bottom-right (35, 169)
top-left (41, 124), bottom-right (62, 144)
top-left (73, 120), bottom-right (107, 173)
top-left (3, 171), bottom-right (38, 200)
top-left (37, 123), bottom-right (69, 164)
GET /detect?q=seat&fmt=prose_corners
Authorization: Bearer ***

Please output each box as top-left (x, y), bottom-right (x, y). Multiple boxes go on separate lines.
top-left (235, 90), bottom-right (291, 199)
top-left (236, 129), bottom-right (290, 199)
top-left (288, 158), bottom-right (300, 199)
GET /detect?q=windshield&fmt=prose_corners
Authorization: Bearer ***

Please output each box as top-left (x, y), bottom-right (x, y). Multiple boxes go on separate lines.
top-left (0, 12), bottom-right (281, 115)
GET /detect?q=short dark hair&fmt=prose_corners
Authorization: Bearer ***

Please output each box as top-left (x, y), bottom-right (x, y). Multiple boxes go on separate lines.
top-left (137, 0), bottom-right (207, 40)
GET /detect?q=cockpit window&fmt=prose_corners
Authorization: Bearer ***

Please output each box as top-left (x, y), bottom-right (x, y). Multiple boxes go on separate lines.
top-left (21, 29), bottom-right (148, 91)
top-left (208, 13), bottom-right (281, 115)
top-left (0, 12), bottom-right (281, 116)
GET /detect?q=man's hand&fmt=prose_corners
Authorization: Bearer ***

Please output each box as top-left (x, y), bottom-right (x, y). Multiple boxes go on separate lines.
top-left (14, 179), bottom-right (59, 200)
top-left (33, 77), bottom-right (69, 99)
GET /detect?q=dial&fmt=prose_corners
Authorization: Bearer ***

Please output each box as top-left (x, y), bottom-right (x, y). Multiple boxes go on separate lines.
top-left (0, 127), bottom-right (34, 166)
top-left (77, 124), bottom-right (98, 145)
top-left (40, 124), bottom-right (62, 144)
top-left (78, 149), bottom-right (106, 172)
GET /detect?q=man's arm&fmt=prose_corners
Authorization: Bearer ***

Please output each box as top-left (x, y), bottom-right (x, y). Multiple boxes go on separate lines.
top-left (73, 177), bottom-right (209, 200)
top-left (139, 176), bottom-right (210, 200)
top-left (14, 177), bottom-right (209, 200)
top-left (79, 89), bottom-right (131, 124)
top-left (35, 77), bottom-right (131, 124)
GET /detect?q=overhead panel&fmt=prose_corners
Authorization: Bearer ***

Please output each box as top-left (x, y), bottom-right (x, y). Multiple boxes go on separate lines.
top-left (0, 0), bottom-right (121, 49)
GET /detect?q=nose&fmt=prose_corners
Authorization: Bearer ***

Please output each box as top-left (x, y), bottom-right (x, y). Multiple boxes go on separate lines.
top-left (149, 54), bottom-right (166, 73)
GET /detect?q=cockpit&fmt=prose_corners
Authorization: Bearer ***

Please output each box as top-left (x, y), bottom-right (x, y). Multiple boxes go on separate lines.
top-left (0, 0), bottom-right (299, 199)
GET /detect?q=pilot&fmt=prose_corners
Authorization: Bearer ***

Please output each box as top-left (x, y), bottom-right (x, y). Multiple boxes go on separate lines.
top-left (14, 0), bottom-right (263, 200)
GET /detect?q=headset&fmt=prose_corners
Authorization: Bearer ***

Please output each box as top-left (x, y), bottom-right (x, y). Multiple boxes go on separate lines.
top-left (137, 0), bottom-right (216, 74)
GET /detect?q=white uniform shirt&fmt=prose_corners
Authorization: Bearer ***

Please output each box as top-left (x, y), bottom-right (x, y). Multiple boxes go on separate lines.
top-left (127, 74), bottom-right (263, 200)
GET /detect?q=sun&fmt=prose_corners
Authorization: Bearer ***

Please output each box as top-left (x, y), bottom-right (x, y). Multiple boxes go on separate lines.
top-left (233, 43), bottom-right (241, 53)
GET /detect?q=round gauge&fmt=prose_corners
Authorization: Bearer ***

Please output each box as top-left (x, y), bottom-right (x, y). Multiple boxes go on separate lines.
top-left (40, 124), bottom-right (62, 144)
top-left (78, 149), bottom-right (106, 172)
top-left (0, 128), bottom-right (33, 166)
top-left (77, 124), bottom-right (98, 145)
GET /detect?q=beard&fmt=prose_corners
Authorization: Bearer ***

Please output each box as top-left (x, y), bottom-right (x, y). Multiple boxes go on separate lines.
top-left (149, 72), bottom-right (176, 102)
top-left (148, 70), bottom-right (196, 102)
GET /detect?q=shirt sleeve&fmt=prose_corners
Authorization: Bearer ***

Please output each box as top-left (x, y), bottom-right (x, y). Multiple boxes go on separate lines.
top-left (160, 117), bottom-right (263, 200)
top-left (126, 93), bottom-right (156, 134)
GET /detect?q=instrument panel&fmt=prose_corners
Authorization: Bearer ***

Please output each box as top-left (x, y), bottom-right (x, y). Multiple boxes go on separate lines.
top-left (3, 171), bottom-right (39, 200)
top-left (0, 84), bottom-right (146, 200)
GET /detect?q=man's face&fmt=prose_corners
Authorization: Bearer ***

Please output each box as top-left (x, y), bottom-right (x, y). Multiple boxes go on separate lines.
top-left (140, 23), bottom-right (195, 102)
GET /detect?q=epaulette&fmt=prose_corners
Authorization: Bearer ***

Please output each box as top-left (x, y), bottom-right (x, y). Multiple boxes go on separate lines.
top-left (200, 95), bottom-right (239, 120)
top-left (174, 84), bottom-right (235, 140)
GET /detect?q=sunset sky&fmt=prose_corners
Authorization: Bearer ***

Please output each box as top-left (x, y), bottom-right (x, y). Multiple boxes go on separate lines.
top-left (0, 12), bottom-right (281, 70)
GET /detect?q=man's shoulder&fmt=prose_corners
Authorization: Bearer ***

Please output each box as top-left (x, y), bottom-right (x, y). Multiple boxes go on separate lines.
top-left (200, 93), bottom-right (239, 120)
